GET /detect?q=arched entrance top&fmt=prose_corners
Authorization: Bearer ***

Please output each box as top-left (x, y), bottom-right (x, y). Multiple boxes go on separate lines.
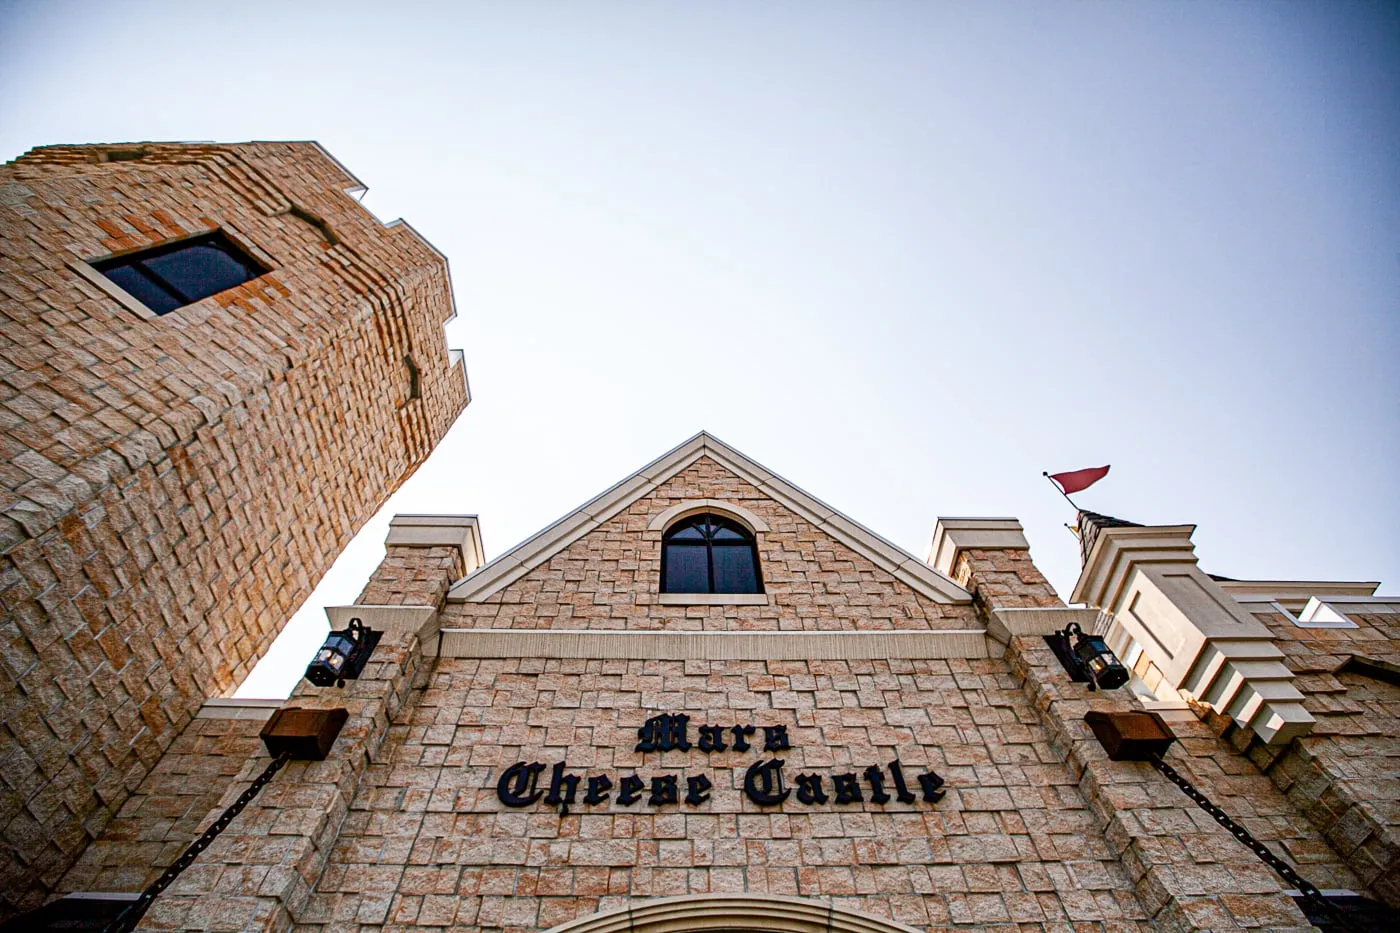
top-left (541, 894), bottom-right (924, 933)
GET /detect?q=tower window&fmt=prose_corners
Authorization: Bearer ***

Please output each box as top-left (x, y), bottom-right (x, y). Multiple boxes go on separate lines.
top-left (91, 231), bottom-right (267, 316)
top-left (661, 513), bottom-right (763, 594)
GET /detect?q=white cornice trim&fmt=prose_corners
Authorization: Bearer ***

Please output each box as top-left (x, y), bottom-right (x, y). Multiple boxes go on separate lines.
top-left (446, 432), bottom-right (972, 604)
top-left (437, 628), bottom-right (991, 661)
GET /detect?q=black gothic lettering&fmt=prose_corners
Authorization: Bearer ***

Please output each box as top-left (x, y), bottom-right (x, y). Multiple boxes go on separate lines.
top-left (917, 770), bottom-right (946, 803)
top-left (649, 774), bottom-right (679, 806)
top-left (863, 764), bottom-right (891, 804)
top-left (543, 762), bottom-right (580, 816)
top-left (498, 716), bottom-right (947, 816)
top-left (743, 759), bottom-right (790, 806)
top-left (636, 714), bottom-right (691, 752)
top-left (584, 774), bottom-right (613, 806)
top-left (887, 759), bottom-right (916, 804)
top-left (832, 772), bottom-right (863, 804)
top-left (617, 774), bottom-right (645, 806)
top-left (496, 761), bottom-right (547, 807)
top-left (795, 773), bottom-right (828, 804)
top-left (697, 724), bottom-right (727, 753)
top-left (685, 774), bottom-right (712, 806)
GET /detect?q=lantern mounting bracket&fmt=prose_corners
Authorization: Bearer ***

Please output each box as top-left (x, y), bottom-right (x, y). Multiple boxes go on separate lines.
top-left (1044, 622), bottom-right (1129, 691)
top-left (338, 627), bottom-right (380, 683)
top-left (1045, 624), bottom-right (1093, 683)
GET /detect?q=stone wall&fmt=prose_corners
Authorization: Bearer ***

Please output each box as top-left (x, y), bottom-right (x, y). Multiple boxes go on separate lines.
top-left (277, 467), bottom-right (1355, 931)
top-left (307, 653), bottom-right (1155, 932)
top-left (1242, 607), bottom-right (1400, 906)
top-left (37, 452), bottom-right (1389, 931)
top-left (0, 142), bottom-right (468, 916)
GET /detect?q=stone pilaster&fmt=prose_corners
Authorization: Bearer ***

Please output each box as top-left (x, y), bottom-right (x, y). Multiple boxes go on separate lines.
top-left (135, 516), bottom-right (480, 931)
top-left (934, 518), bottom-right (1319, 932)
top-left (928, 517), bottom-right (1062, 612)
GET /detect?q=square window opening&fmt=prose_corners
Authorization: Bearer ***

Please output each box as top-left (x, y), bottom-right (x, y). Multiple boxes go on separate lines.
top-left (91, 230), bottom-right (268, 316)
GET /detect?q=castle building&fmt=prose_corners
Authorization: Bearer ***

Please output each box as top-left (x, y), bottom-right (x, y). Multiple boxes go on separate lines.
top-left (15, 431), bottom-right (1393, 932)
top-left (3, 145), bottom-right (1397, 933)
top-left (0, 142), bottom-right (469, 918)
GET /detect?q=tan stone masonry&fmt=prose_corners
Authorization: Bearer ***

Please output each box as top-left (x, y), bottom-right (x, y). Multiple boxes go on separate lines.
top-left (39, 441), bottom-right (1393, 931)
top-left (0, 141), bottom-right (468, 917)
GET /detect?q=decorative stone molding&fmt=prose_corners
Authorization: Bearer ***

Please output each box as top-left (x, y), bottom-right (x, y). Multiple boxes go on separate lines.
top-left (325, 604), bottom-right (442, 656)
top-left (542, 893), bottom-right (923, 933)
top-left (437, 628), bottom-right (992, 661)
top-left (385, 513), bottom-right (484, 573)
top-left (1072, 523), bottom-right (1313, 745)
top-left (927, 517), bottom-right (1028, 577)
top-left (195, 698), bottom-right (282, 721)
top-left (657, 593), bottom-right (771, 606)
top-left (988, 606), bottom-right (1102, 644)
top-left (646, 498), bottom-right (771, 533)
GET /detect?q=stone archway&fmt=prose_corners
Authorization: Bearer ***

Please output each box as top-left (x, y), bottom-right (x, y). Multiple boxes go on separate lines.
top-left (541, 894), bottom-right (924, 933)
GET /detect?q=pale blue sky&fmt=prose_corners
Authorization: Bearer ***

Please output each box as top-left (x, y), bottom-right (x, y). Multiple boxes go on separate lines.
top-left (2, 2), bottom-right (1395, 697)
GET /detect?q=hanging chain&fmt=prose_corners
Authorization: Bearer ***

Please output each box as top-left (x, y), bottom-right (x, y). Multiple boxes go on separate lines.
top-left (1147, 751), bottom-right (1359, 932)
top-left (103, 752), bottom-right (291, 933)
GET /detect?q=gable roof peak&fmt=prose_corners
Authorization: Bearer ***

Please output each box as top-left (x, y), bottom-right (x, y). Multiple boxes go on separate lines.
top-left (445, 432), bottom-right (973, 605)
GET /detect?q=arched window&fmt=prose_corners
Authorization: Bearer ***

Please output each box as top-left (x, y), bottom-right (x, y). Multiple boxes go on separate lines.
top-left (661, 513), bottom-right (763, 594)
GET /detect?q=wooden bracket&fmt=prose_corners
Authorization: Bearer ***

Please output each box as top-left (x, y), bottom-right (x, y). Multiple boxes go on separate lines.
top-left (1084, 710), bottom-right (1176, 761)
top-left (259, 707), bottom-right (348, 760)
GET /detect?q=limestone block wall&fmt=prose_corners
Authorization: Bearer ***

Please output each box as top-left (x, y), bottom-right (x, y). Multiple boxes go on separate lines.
top-left (56, 709), bottom-right (271, 898)
top-left (1240, 606), bottom-right (1400, 906)
top-left (34, 457), bottom-right (1388, 932)
top-left (0, 141), bottom-right (468, 916)
top-left (304, 653), bottom-right (1156, 932)
top-left (51, 526), bottom-right (474, 931)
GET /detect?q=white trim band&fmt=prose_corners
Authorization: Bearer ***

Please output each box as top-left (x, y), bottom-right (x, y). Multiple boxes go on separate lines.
top-left (437, 628), bottom-right (991, 661)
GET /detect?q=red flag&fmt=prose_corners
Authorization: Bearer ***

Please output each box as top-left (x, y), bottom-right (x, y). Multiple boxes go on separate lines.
top-left (1048, 465), bottom-right (1110, 495)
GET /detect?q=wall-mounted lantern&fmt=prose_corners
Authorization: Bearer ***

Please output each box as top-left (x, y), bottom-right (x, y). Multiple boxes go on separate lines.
top-left (1045, 622), bottom-right (1129, 691)
top-left (304, 617), bottom-right (380, 688)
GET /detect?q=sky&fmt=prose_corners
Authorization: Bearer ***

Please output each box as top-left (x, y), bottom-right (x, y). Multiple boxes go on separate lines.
top-left (2, 1), bottom-right (1396, 699)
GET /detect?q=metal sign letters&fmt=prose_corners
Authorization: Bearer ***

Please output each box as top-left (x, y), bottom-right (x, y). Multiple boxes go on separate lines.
top-left (496, 713), bottom-right (946, 814)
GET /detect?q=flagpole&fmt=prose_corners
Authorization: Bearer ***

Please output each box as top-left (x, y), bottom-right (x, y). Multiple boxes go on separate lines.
top-left (1043, 472), bottom-right (1081, 511)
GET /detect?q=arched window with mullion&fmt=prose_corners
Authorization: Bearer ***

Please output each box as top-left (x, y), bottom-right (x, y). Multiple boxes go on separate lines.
top-left (661, 513), bottom-right (763, 594)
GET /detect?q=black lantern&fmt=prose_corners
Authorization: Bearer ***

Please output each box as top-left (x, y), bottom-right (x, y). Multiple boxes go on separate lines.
top-left (1045, 622), bottom-right (1129, 691)
top-left (304, 617), bottom-right (380, 688)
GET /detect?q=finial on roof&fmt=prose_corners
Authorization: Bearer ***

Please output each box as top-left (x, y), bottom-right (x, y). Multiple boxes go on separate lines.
top-left (1076, 510), bottom-right (1142, 566)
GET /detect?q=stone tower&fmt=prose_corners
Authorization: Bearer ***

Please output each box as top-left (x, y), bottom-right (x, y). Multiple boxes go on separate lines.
top-left (0, 141), bottom-right (469, 917)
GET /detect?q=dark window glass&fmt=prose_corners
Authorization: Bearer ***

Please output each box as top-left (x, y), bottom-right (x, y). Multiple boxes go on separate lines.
top-left (712, 544), bottom-right (759, 593)
top-left (98, 263), bottom-right (182, 315)
top-left (141, 240), bottom-right (256, 300)
top-left (662, 545), bottom-right (709, 593)
top-left (92, 231), bottom-right (267, 316)
top-left (660, 513), bottom-right (763, 594)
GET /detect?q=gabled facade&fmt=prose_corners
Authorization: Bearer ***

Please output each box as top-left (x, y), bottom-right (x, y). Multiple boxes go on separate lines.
top-left (40, 433), bottom-right (1398, 932)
